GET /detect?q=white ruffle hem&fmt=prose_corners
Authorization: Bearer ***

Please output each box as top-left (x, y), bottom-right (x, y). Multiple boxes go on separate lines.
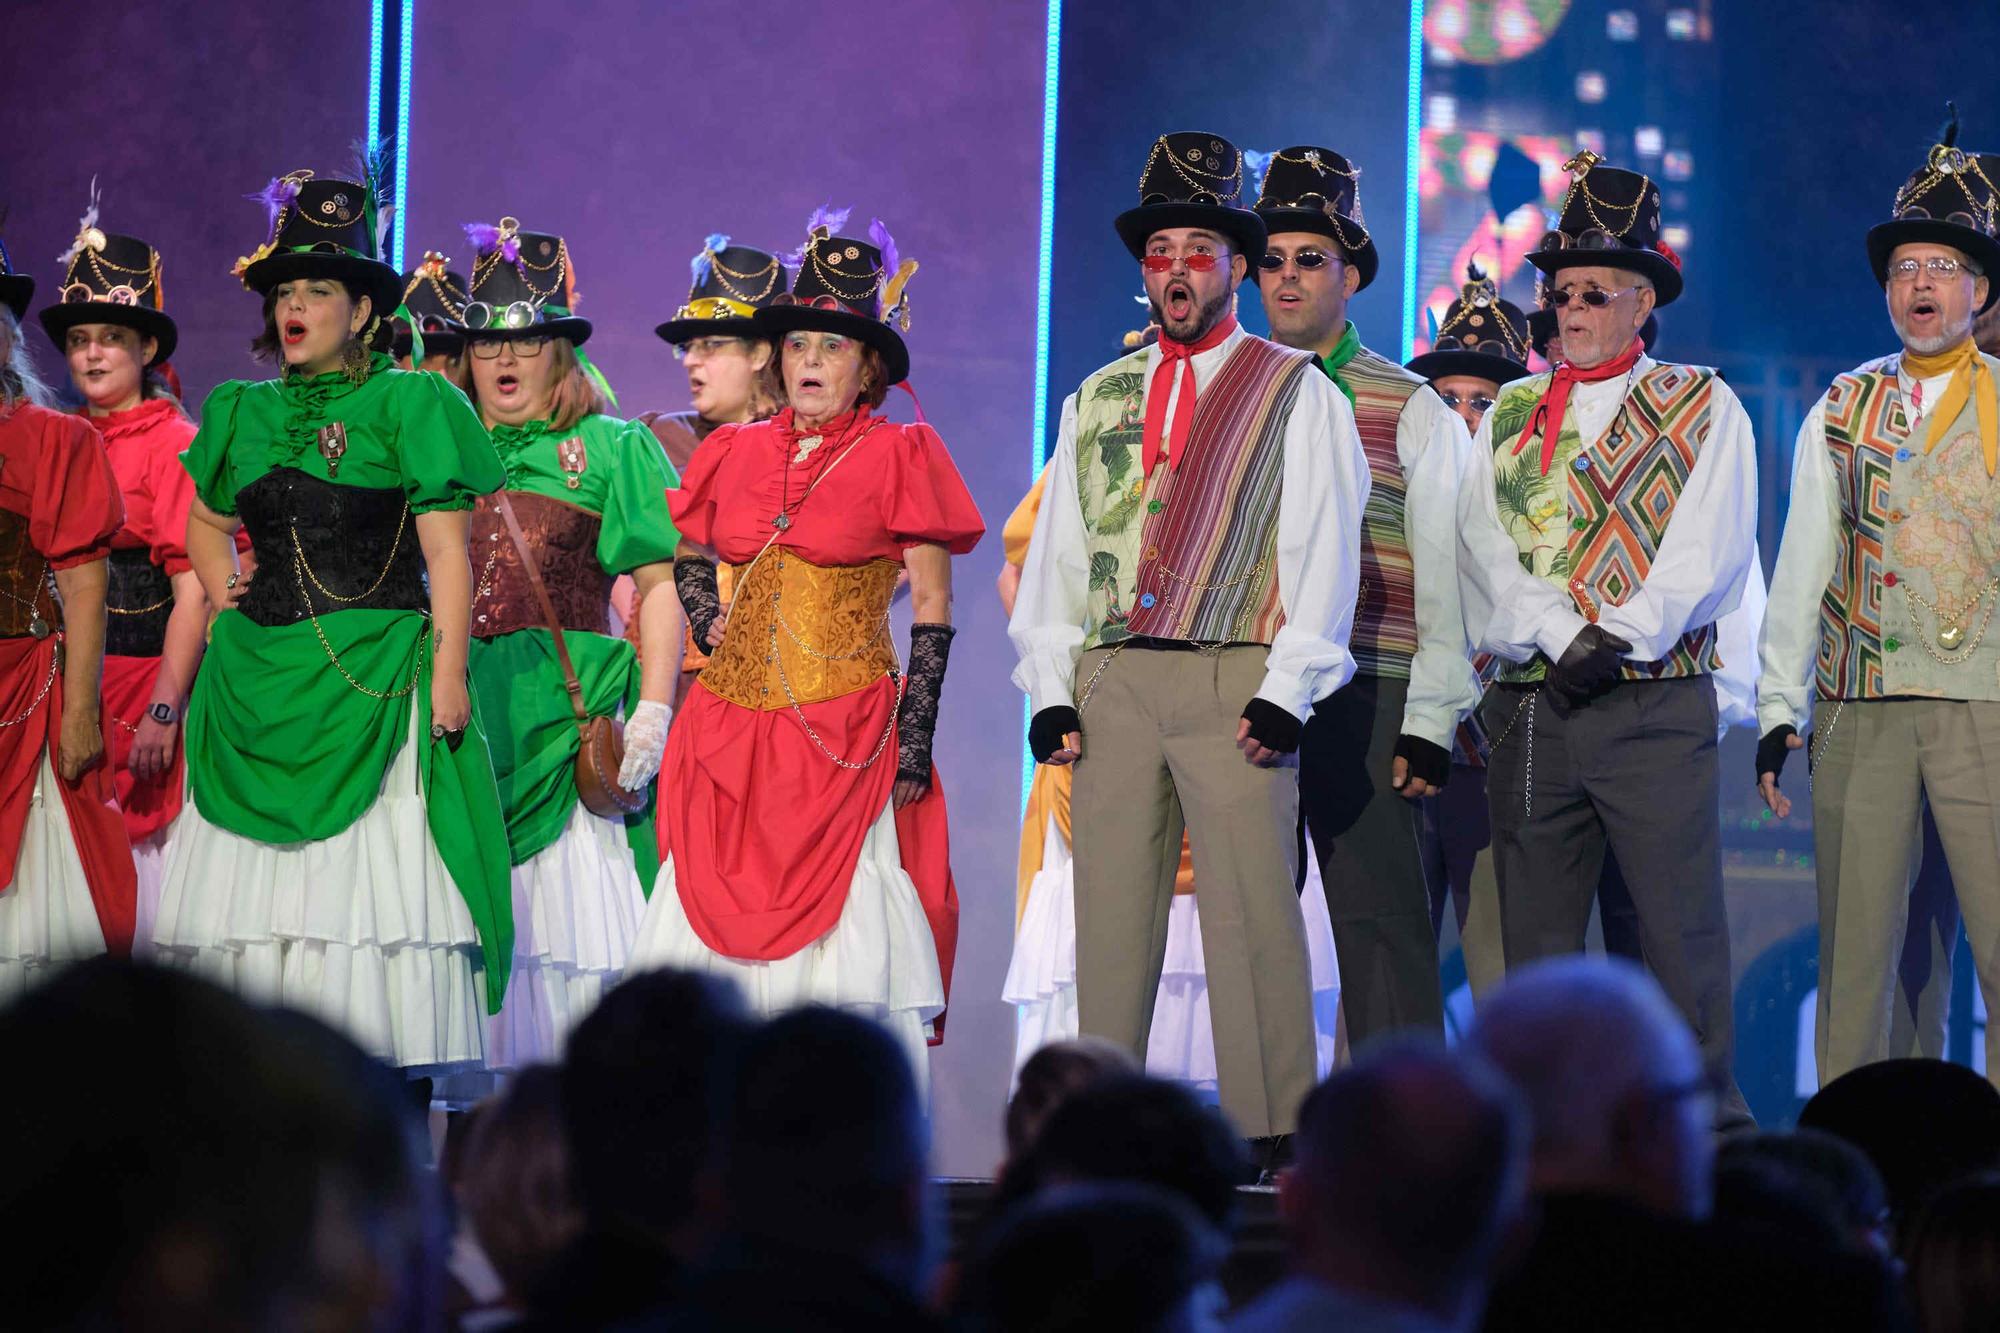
top-left (129, 817), bottom-right (174, 961)
top-left (0, 751), bottom-right (108, 1002)
top-left (1003, 812), bottom-right (1343, 1088)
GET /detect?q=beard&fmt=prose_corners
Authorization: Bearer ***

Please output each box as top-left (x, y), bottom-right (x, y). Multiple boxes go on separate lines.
top-left (1150, 285), bottom-right (1233, 344)
top-left (1893, 307), bottom-right (1975, 356)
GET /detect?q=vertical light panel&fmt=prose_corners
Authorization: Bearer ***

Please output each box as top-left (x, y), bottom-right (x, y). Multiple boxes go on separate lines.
top-left (1401, 0), bottom-right (1425, 362)
top-left (367, 0), bottom-right (384, 159)
top-left (393, 0), bottom-right (414, 272)
top-left (1024, 0), bottom-right (1062, 808)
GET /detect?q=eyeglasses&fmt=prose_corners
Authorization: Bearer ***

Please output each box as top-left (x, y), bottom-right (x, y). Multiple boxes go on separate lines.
top-left (1437, 390), bottom-right (1497, 413)
top-left (59, 282), bottom-right (139, 306)
top-left (1142, 252), bottom-right (1221, 272)
top-left (1434, 335), bottom-right (1518, 357)
top-left (462, 299), bottom-right (540, 331)
top-left (1536, 226), bottom-right (1626, 254)
top-left (675, 336), bottom-right (748, 361)
top-left (1888, 256), bottom-right (1978, 282)
top-left (1141, 191), bottom-right (1224, 206)
top-left (1254, 249), bottom-right (1338, 272)
top-left (469, 336), bottom-right (548, 359)
top-left (1896, 204), bottom-right (1985, 230)
top-left (1546, 286), bottom-right (1638, 309)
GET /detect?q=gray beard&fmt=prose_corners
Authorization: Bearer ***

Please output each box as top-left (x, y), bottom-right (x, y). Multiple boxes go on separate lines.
top-left (1894, 311), bottom-right (1976, 357)
top-left (1151, 287), bottom-right (1233, 344)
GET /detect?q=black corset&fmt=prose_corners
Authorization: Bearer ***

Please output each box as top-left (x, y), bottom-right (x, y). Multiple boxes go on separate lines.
top-left (234, 468), bottom-right (427, 628)
top-left (106, 548), bottom-right (173, 656)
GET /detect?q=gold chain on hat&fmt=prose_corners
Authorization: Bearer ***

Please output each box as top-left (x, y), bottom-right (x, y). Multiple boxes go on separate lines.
top-left (1272, 147), bottom-right (1358, 179)
top-left (78, 249), bottom-right (161, 301)
top-left (806, 236), bottom-right (881, 306)
top-left (1556, 150), bottom-right (1649, 237)
top-left (709, 250), bottom-right (780, 304)
top-left (1436, 270), bottom-right (1528, 361)
top-left (1140, 136), bottom-right (1241, 195)
top-left (1894, 143), bottom-right (2000, 234)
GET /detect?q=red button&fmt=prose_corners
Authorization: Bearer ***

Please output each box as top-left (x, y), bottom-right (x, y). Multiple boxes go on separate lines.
top-left (1884, 572), bottom-right (1899, 587)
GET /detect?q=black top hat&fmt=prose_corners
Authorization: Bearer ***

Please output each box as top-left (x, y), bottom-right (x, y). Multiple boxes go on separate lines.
top-left (458, 219), bottom-right (592, 347)
top-left (0, 213), bottom-right (30, 322)
top-left (1406, 263), bottom-right (1528, 385)
top-left (1114, 132), bottom-right (1267, 264)
top-left (236, 168), bottom-right (404, 325)
top-left (1525, 151), bottom-right (1683, 307)
top-left (37, 190), bottom-right (176, 365)
top-left (1252, 145), bottom-right (1378, 292)
top-left (656, 235), bottom-right (786, 345)
top-left (758, 209), bottom-right (917, 386)
top-left (392, 251), bottom-right (468, 358)
top-left (1866, 110), bottom-right (2000, 313)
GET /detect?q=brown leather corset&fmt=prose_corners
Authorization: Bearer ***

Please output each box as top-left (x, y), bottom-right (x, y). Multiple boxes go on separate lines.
top-left (471, 491), bottom-right (614, 639)
top-left (700, 552), bottom-right (899, 711)
top-left (0, 508), bottom-right (60, 640)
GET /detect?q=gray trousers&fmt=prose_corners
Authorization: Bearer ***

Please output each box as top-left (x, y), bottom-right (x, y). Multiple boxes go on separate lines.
top-left (1070, 645), bottom-right (1319, 1137)
top-left (1482, 677), bottom-right (1750, 1124)
top-left (1811, 699), bottom-right (2000, 1085)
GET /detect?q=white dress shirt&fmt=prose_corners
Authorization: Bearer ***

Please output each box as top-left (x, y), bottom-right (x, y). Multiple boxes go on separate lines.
top-left (1456, 356), bottom-right (1758, 668)
top-left (1392, 382), bottom-right (1483, 747)
top-left (1010, 323), bottom-right (1373, 720)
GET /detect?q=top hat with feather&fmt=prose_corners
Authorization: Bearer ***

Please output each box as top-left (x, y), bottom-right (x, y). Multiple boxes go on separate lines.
top-left (656, 235), bottom-right (786, 345)
top-left (1113, 132), bottom-right (1266, 264)
top-left (1867, 106), bottom-right (2000, 313)
top-left (1406, 263), bottom-right (1528, 385)
top-left (234, 147), bottom-right (403, 324)
top-left (38, 185), bottom-right (176, 365)
top-left (1525, 150), bottom-right (1683, 307)
top-left (458, 218), bottom-right (592, 346)
top-left (757, 206), bottom-right (917, 386)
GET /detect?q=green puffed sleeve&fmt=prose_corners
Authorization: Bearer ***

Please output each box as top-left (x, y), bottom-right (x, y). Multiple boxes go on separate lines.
top-left (181, 380), bottom-right (254, 516)
top-left (595, 416), bottom-right (682, 575)
top-left (393, 370), bottom-right (505, 513)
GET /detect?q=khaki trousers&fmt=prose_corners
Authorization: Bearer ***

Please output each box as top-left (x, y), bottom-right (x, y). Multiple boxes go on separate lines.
top-left (1070, 645), bottom-right (1318, 1137)
top-left (1811, 698), bottom-right (2000, 1085)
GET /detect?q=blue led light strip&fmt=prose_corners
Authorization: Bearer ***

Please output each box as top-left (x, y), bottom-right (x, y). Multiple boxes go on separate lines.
top-left (394, 0), bottom-right (413, 272)
top-left (1402, 0), bottom-right (1425, 363)
top-left (367, 1), bottom-right (384, 159)
top-left (366, 0), bottom-right (414, 272)
top-left (1024, 0), bottom-right (1062, 809)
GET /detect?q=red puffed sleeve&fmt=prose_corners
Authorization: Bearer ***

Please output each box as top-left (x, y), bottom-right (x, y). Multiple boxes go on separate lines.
top-left (142, 413), bottom-right (200, 575)
top-left (665, 421), bottom-right (743, 550)
top-left (879, 422), bottom-right (984, 555)
top-left (22, 407), bottom-right (124, 569)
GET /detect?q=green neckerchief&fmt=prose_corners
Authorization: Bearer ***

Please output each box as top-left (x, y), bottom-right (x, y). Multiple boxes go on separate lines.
top-left (1317, 321), bottom-right (1360, 408)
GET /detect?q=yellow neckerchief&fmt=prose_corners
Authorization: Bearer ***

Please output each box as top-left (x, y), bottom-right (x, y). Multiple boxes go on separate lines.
top-left (1902, 334), bottom-right (1998, 477)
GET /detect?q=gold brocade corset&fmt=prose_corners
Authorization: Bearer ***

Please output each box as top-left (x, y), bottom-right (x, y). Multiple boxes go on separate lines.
top-left (700, 551), bottom-right (899, 711)
top-left (0, 508), bottom-right (58, 639)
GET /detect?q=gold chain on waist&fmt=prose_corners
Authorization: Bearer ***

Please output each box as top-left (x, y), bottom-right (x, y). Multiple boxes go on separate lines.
top-left (288, 519), bottom-right (424, 699)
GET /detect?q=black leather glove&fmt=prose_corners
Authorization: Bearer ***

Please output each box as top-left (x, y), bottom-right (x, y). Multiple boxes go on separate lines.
top-left (674, 556), bottom-right (722, 650)
top-left (1546, 624), bottom-right (1634, 703)
top-left (895, 623), bottom-right (955, 788)
top-left (1240, 698), bottom-right (1303, 755)
top-left (1393, 734), bottom-right (1451, 789)
top-left (1757, 725), bottom-right (1797, 787)
top-left (1029, 706), bottom-right (1082, 763)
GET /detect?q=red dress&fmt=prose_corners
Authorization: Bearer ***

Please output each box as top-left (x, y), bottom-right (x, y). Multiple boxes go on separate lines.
top-left (660, 407), bottom-right (983, 1018)
top-left (87, 398), bottom-right (198, 842)
top-left (0, 401), bottom-right (135, 953)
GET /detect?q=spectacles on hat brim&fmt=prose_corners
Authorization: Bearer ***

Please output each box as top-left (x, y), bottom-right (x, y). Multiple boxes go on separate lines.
top-left (1895, 203), bottom-right (1992, 234)
top-left (461, 299), bottom-right (540, 331)
top-left (59, 281), bottom-right (140, 306)
top-left (1536, 227), bottom-right (1628, 254)
top-left (1433, 334), bottom-right (1519, 358)
top-left (1141, 190), bottom-right (1226, 207)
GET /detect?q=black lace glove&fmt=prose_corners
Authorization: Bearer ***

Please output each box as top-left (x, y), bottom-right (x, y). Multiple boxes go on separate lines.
top-left (674, 557), bottom-right (722, 650)
top-left (1030, 706), bottom-right (1082, 763)
top-left (1240, 698), bottom-right (1303, 755)
top-left (896, 623), bottom-right (956, 787)
top-left (1546, 624), bottom-right (1634, 703)
top-left (1757, 725), bottom-right (1797, 787)
top-left (1393, 734), bottom-right (1451, 789)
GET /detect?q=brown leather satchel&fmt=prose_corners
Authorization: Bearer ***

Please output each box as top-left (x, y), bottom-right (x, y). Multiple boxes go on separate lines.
top-left (493, 492), bottom-right (647, 819)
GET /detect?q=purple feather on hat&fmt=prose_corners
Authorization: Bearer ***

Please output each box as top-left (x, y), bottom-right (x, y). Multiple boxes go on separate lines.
top-left (693, 232), bottom-right (729, 287)
top-left (807, 203), bottom-right (851, 237)
top-left (463, 221), bottom-right (519, 263)
top-left (868, 218), bottom-right (899, 285)
top-left (247, 176), bottom-right (303, 239)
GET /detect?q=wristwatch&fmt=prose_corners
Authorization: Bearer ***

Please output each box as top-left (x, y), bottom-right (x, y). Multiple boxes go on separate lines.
top-left (147, 702), bottom-right (178, 725)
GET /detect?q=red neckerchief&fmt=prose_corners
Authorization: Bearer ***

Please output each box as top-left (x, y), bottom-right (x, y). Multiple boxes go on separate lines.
top-left (1143, 314), bottom-right (1238, 480)
top-left (1514, 337), bottom-right (1645, 475)
top-left (82, 396), bottom-right (180, 442)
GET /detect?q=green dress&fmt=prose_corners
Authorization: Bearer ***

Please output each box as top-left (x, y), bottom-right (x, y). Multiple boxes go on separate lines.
top-left (176, 355), bottom-right (516, 1014)
top-left (470, 413), bottom-right (680, 883)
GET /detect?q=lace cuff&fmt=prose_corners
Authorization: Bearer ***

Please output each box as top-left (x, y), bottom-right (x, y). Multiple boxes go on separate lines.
top-left (896, 622), bottom-right (956, 786)
top-left (675, 556), bottom-right (723, 651)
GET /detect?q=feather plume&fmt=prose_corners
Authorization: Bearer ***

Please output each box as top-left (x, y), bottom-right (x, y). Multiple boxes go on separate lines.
top-left (868, 218), bottom-right (900, 288)
top-left (246, 175), bottom-right (304, 239)
top-left (57, 176), bottom-right (103, 267)
top-left (692, 232), bottom-right (729, 287)
top-left (376, 203), bottom-right (397, 254)
top-left (352, 137), bottom-right (393, 257)
top-left (464, 221), bottom-right (503, 256)
top-left (1465, 259), bottom-right (1487, 284)
top-left (1243, 149), bottom-right (1274, 200)
top-left (1942, 101), bottom-right (1961, 148)
top-left (806, 203), bottom-right (851, 237)
top-left (1426, 307), bottom-right (1440, 342)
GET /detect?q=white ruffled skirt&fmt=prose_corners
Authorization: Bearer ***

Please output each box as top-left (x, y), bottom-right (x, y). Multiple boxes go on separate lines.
top-left (0, 751), bottom-right (109, 1002)
top-left (484, 802), bottom-right (647, 1069)
top-left (628, 799), bottom-right (944, 1091)
top-left (1003, 812), bottom-right (1343, 1089)
top-left (128, 817), bottom-right (175, 962)
top-left (152, 721), bottom-right (486, 1075)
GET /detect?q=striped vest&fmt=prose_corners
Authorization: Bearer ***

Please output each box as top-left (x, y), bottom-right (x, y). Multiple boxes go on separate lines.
top-left (1486, 361), bottom-right (1723, 682)
top-left (1340, 347), bottom-right (1425, 679)
top-left (1074, 336), bottom-right (1314, 650)
top-left (1817, 355), bottom-right (2000, 703)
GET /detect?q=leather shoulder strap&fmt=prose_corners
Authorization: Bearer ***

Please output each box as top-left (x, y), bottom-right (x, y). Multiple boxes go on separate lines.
top-left (493, 491), bottom-right (590, 725)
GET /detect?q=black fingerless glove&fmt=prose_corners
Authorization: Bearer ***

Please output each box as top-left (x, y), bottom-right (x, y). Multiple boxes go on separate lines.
top-left (1757, 725), bottom-right (1797, 786)
top-left (1394, 734), bottom-right (1451, 789)
top-left (674, 556), bottom-right (722, 649)
top-left (1240, 698), bottom-right (1303, 755)
top-left (1547, 624), bottom-right (1633, 703)
top-left (1030, 706), bottom-right (1082, 764)
top-left (896, 623), bottom-right (955, 787)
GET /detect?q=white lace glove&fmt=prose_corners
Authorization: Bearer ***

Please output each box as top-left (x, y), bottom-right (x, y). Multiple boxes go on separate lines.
top-left (617, 700), bottom-right (672, 790)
